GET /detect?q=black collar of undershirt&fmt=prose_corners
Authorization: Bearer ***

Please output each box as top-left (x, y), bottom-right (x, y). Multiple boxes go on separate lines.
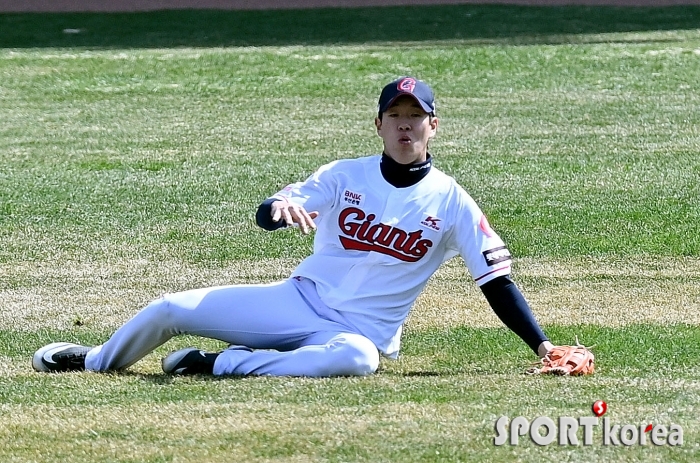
top-left (379, 153), bottom-right (432, 188)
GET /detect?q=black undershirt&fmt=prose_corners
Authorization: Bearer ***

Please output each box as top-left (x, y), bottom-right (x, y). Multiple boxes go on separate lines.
top-left (379, 152), bottom-right (432, 188)
top-left (255, 155), bottom-right (549, 355)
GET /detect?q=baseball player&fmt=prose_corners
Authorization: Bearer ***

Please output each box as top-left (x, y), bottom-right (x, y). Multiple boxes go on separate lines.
top-left (33, 76), bottom-right (554, 377)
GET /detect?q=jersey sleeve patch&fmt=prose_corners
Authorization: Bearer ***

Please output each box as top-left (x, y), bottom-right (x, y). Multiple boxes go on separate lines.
top-left (482, 246), bottom-right (512, 266)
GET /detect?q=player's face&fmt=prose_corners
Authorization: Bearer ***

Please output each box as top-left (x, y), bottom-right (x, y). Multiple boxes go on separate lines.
top-left (375, 95), bottom-right (438, 165)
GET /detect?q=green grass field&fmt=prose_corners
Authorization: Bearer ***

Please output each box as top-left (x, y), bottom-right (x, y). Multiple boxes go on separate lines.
top-left (1, 5), bottom-right (700, 462)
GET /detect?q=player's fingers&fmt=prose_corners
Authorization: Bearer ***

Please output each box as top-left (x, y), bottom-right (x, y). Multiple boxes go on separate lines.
top-left (308, 211), bottom-right (319, 219)
top-left (300, 209), bottom-right (317, 230)
top-left (273, 203), bottom-right (315, 234)
top-left (271, 204), bottom-right (282, 223)
top-left (281, 207), bottom-right (295, 228)
top-left (289, 208), bottom-right (310, 234)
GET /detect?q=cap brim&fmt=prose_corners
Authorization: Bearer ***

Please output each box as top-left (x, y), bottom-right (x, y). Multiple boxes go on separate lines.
top-left (380, 93), bottom-right (434, 114)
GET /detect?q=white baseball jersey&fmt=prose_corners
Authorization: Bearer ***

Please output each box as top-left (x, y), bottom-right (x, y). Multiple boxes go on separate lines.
top-left (272, 155), bottom-right (512, 358)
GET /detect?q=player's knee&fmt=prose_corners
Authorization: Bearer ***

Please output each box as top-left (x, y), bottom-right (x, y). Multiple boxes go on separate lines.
top-left (350, 349), bottom-right (380, 376)
top-left (140, 293), bottom-right (180, 326)
top-left (328, 334), bottom-right (379, 376)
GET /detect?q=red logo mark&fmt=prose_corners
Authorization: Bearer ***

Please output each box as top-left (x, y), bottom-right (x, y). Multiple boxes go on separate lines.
top-left (338, 207), bottom-right (433, 262)
top-left (592, 400), bottom-right (607, 417)
top-left (397, 77), bottom-right (416, 93)
top-left (645, 424), bottom-right (653, 433)
top-left (479, 215), bottom-right (495, 238)
top-left (420, 216), bottom-right (441, 231)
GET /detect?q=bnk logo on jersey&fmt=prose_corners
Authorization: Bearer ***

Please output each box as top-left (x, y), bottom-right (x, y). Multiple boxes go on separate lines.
top-left (343, 189), bottom-right (363, 206)
top-left (483, 246), bottom-right (511, 266)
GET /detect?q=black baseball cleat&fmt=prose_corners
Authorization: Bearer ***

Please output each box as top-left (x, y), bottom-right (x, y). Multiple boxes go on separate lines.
top-left (32, 342), bottom-right (92, 372)
top-left (162, 348), bottom-right (220, 375)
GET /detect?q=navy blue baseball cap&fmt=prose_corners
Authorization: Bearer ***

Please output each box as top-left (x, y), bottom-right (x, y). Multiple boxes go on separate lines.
top-left (377, 77), bottom-right (436, 116)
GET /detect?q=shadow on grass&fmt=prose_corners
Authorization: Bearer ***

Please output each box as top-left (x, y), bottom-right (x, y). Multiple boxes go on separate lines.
top-left (7, 323), bottom-right (700, 379)
top-left (1, 5), bottom-right (699, 49)
top-left (107, 370), bottom-right (236, 383)
top-left (392, 323), bottom-right (700, 376)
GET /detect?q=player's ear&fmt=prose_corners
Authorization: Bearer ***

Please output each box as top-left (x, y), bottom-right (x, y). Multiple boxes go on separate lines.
top-left (375, 116), bottom-right (382, 134)
top-left (429, 116), bottom-right (438, 137)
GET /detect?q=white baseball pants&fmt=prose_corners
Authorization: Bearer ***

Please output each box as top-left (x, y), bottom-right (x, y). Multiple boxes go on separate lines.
top-left (84, 277), bottom-right (379, 377)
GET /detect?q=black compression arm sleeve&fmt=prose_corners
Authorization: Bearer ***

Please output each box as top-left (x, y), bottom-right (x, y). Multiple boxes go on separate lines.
top-left (255, 198), bottom-right (286, 231)
top-left (480, 275), bottom-right (549, 355)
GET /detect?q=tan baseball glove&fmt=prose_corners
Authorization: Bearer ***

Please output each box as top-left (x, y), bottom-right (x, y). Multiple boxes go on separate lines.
top-left (527, 340), bottom-right (595, 376)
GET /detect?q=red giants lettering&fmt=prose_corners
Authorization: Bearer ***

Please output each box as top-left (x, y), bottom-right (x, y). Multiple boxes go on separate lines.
top-left (338, 207), bottom-right (433, 262)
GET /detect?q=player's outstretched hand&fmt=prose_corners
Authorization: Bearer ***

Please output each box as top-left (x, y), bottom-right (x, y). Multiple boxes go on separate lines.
top-left (527, 339), bottom-right (595, 376)
top-left (537, 341), bottom-right (554, 358)
top-left (271, 200), bottom-right (318, 235)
